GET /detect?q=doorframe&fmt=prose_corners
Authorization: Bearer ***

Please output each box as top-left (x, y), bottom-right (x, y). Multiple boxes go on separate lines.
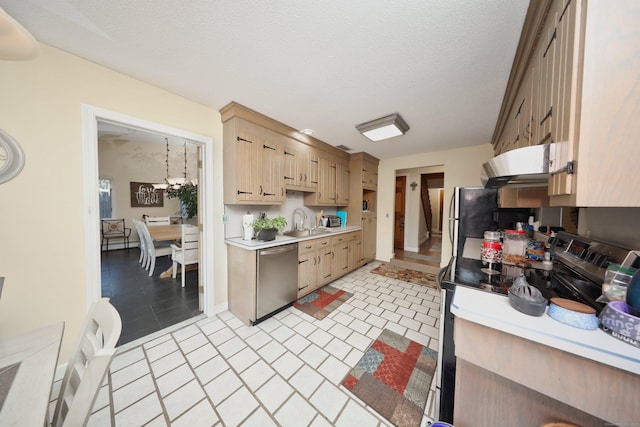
top-left (394, 175), bottom-right (407, 250)
top-left (81, 105), bottom-right (215, 314)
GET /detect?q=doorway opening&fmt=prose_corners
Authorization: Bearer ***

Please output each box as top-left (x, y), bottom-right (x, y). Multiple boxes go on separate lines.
top-left (82, 105), bottom-right (214, 345)
top-left (391, 168), bottom-right (444, 273)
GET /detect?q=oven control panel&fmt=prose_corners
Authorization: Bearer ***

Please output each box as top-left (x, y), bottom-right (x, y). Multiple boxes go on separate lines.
top-left (551, 231), bottom-right (636, 284)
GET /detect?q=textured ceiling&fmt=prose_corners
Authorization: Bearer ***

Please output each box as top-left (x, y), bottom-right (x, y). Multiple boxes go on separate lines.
top-left (2, 0), bottom-right (529, 159)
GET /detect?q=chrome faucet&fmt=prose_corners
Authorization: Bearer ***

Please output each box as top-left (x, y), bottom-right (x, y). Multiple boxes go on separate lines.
top-left (292, 208), bottom-right (308, 230)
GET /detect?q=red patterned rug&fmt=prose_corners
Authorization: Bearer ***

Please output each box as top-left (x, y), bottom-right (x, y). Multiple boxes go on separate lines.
top-left (371, 263), bottom-right (438, 288)
top-left (293, 285), bottom-right (353, 320)
top-left (342, 329), bottom-right (437, 426)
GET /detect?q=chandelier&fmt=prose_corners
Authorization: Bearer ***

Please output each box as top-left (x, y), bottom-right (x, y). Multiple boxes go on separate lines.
top-left (153, 138), bottom-right (195, 192)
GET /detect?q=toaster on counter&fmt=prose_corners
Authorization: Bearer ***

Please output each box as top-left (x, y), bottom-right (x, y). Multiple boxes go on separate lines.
top-left (325, 215), bottom-right (342, 227)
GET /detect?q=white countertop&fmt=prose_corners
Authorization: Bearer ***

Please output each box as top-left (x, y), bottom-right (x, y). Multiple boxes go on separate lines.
top-left (225, 225), bottom-right (363, 250)
top-left (451, 286), bottom-right (640, 375)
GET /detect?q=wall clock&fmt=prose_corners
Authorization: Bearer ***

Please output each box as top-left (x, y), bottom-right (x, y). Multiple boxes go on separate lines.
top-left (0, 129), bottom-right (26, 184)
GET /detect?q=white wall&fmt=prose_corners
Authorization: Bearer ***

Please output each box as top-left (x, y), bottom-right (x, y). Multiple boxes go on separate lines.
top-left (379, 144), bottom-right (494, 266)
top-left (428, 188), bottom-right (442, 234)
top-left (578, 208), bottom-right (640, 249)
top-left (0, 44), bottom-right (224, 361)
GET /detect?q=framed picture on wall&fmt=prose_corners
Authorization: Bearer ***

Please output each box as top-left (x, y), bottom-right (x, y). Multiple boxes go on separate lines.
top-left (130, 182), bottom-right (164, 207)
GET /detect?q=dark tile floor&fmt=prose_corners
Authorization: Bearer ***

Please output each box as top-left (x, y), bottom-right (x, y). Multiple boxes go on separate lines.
top-left (101, 248), bottom-right (201, 345)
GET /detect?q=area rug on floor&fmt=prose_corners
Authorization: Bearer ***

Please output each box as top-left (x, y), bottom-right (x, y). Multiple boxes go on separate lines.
top-left (342, 329), bottom-right (438, 427)
top-left (403, 252), bottom-right (441, 263)
top-left (293, 285), bottom-right (353, 320)
top-left (371, 263), bottom-right (438, 288)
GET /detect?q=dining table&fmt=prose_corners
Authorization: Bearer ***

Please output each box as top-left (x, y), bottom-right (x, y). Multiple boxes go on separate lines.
top-left (146, 224), bottom-right (185, 242)
top-left (0, 322), bottom-right (64, 426)
top-left (147, 224), bottom-right (197, 278)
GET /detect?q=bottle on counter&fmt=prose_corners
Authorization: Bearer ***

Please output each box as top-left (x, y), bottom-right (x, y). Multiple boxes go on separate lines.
top-left (481, 231), bottom-right (502, 264)
top-left (503, 229), bottom-right (527, 264)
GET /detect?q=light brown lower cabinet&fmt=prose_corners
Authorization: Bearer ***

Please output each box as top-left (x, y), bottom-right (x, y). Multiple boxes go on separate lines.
top-left (297, 240), bottom-right (317, 297)
top-left (296, 231), bottom-right (363, 299)
top-left (453, 318), bottom-right (639, 426)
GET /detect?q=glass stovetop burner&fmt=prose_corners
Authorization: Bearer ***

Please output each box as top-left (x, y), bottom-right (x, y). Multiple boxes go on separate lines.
top-left (451, 257), bottom-right (555, 297)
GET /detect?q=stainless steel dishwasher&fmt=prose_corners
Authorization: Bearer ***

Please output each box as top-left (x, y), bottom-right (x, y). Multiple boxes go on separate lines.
top-left (255, 243), bottom-right (298, 323)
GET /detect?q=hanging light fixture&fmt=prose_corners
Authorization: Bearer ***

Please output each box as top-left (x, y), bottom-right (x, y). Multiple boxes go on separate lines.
top-left (152, 138), bottom-right (171, 191)
top-left (167, 141), bottom-right (188, 189)
top-left (153, 138), bottom-right (195, 192)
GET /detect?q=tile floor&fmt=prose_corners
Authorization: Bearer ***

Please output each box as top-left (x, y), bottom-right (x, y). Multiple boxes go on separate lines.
top-left (101, 249), bottom-right (201, 345)
top-left (58, 261), bottom-right (441, 426)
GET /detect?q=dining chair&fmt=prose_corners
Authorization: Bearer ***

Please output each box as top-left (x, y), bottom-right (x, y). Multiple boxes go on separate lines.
top-left (51, 298), bottom-right (122, 427)
top-left (132, 219), bottom-right (148, 266)
top-left (100, 219), bottom-right (131, 252)
top-left (171, 225), bottom-right (199, 287)
top-left (144, 215), bottom-right (171, 226)
top-left (140, 221), bottom-right (173, 276)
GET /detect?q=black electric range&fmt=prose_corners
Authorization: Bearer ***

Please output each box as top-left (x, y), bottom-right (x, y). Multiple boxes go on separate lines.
top-left (442, 255), bottom-right (603, 311)
top-left (435, 231), bottom-right (639, 423)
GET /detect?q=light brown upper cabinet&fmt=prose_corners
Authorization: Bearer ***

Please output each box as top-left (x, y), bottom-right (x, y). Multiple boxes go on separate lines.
top-left (221, 102), bottom-right (349, 206)
top-left (362, 159), bottom-right (378, 191)
top-left (304, 155), bottom-right (351, 207)
top-left (283, 141), bottom-right (318, 192)
top-left (346, 152), bottom-right (379, 262)
top-left (491, 0), bottom-right (640, 206)
top-left (222, 117), bottom-right (284, 204)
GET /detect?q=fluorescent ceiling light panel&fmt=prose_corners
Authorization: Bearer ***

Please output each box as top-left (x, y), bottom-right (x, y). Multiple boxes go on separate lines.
top-left (356, 113), bottom-right (409, 142)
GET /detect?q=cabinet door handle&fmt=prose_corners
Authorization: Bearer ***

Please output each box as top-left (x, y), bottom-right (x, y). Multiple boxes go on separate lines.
top-left (263, 144), bottom-right (276, 151)
top-left (259, 185), bottom-right (263, 195)
top-left (299, 259), bottom-right (309, 264)
top-left (298, 285), bottom-right (308, 291)
top-left (263, 192), bottom-right (276, 196)
top-left (284, 176), bottom-right (294, 180)
top-left (284, 151), bottom-right (294, 156)
top-left (540, 107), bottom-right (552, 126)
top-left (543, 28), bottom-right (557, 58)
top-left (237, 136), bottom-right (252, 143)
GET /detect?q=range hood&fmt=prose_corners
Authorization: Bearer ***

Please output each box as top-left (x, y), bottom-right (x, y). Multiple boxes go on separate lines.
top-left (481, 143), bottom-right (553, 188)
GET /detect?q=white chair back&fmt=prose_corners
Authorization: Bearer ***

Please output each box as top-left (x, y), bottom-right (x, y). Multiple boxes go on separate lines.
top-left (51, 298), bottom-right (122, 427)
top-left (140, 221), bottom-right (172, 276)
top-left (145, 216), bottom-right (170, 226)
top-left (132, 219), bottom-right (148, 265)
top-left (171, 225), bottom-right (199, 287)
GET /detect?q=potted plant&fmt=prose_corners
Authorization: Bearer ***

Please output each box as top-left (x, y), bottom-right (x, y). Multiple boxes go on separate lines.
top-left (167, 183), bottom-right (198, 219)
top-left (252, 215), bottom-right (287, 241)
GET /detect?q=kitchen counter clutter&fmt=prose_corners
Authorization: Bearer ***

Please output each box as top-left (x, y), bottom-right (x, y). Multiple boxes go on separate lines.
top-left (451, 286), bottom-right (640, 426)
top-left (225, 225), bottom-right (362, 250)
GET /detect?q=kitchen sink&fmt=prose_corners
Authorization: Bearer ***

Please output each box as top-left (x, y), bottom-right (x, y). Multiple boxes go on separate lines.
top-left (283, 228), bottom-right (331, 238)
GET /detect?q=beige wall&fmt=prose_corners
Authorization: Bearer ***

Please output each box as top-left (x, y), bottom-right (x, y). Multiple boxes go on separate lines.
top-left (0, 44), bottom-right (225, 361)
top-left (377, 144), bottom-right (494, 265)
